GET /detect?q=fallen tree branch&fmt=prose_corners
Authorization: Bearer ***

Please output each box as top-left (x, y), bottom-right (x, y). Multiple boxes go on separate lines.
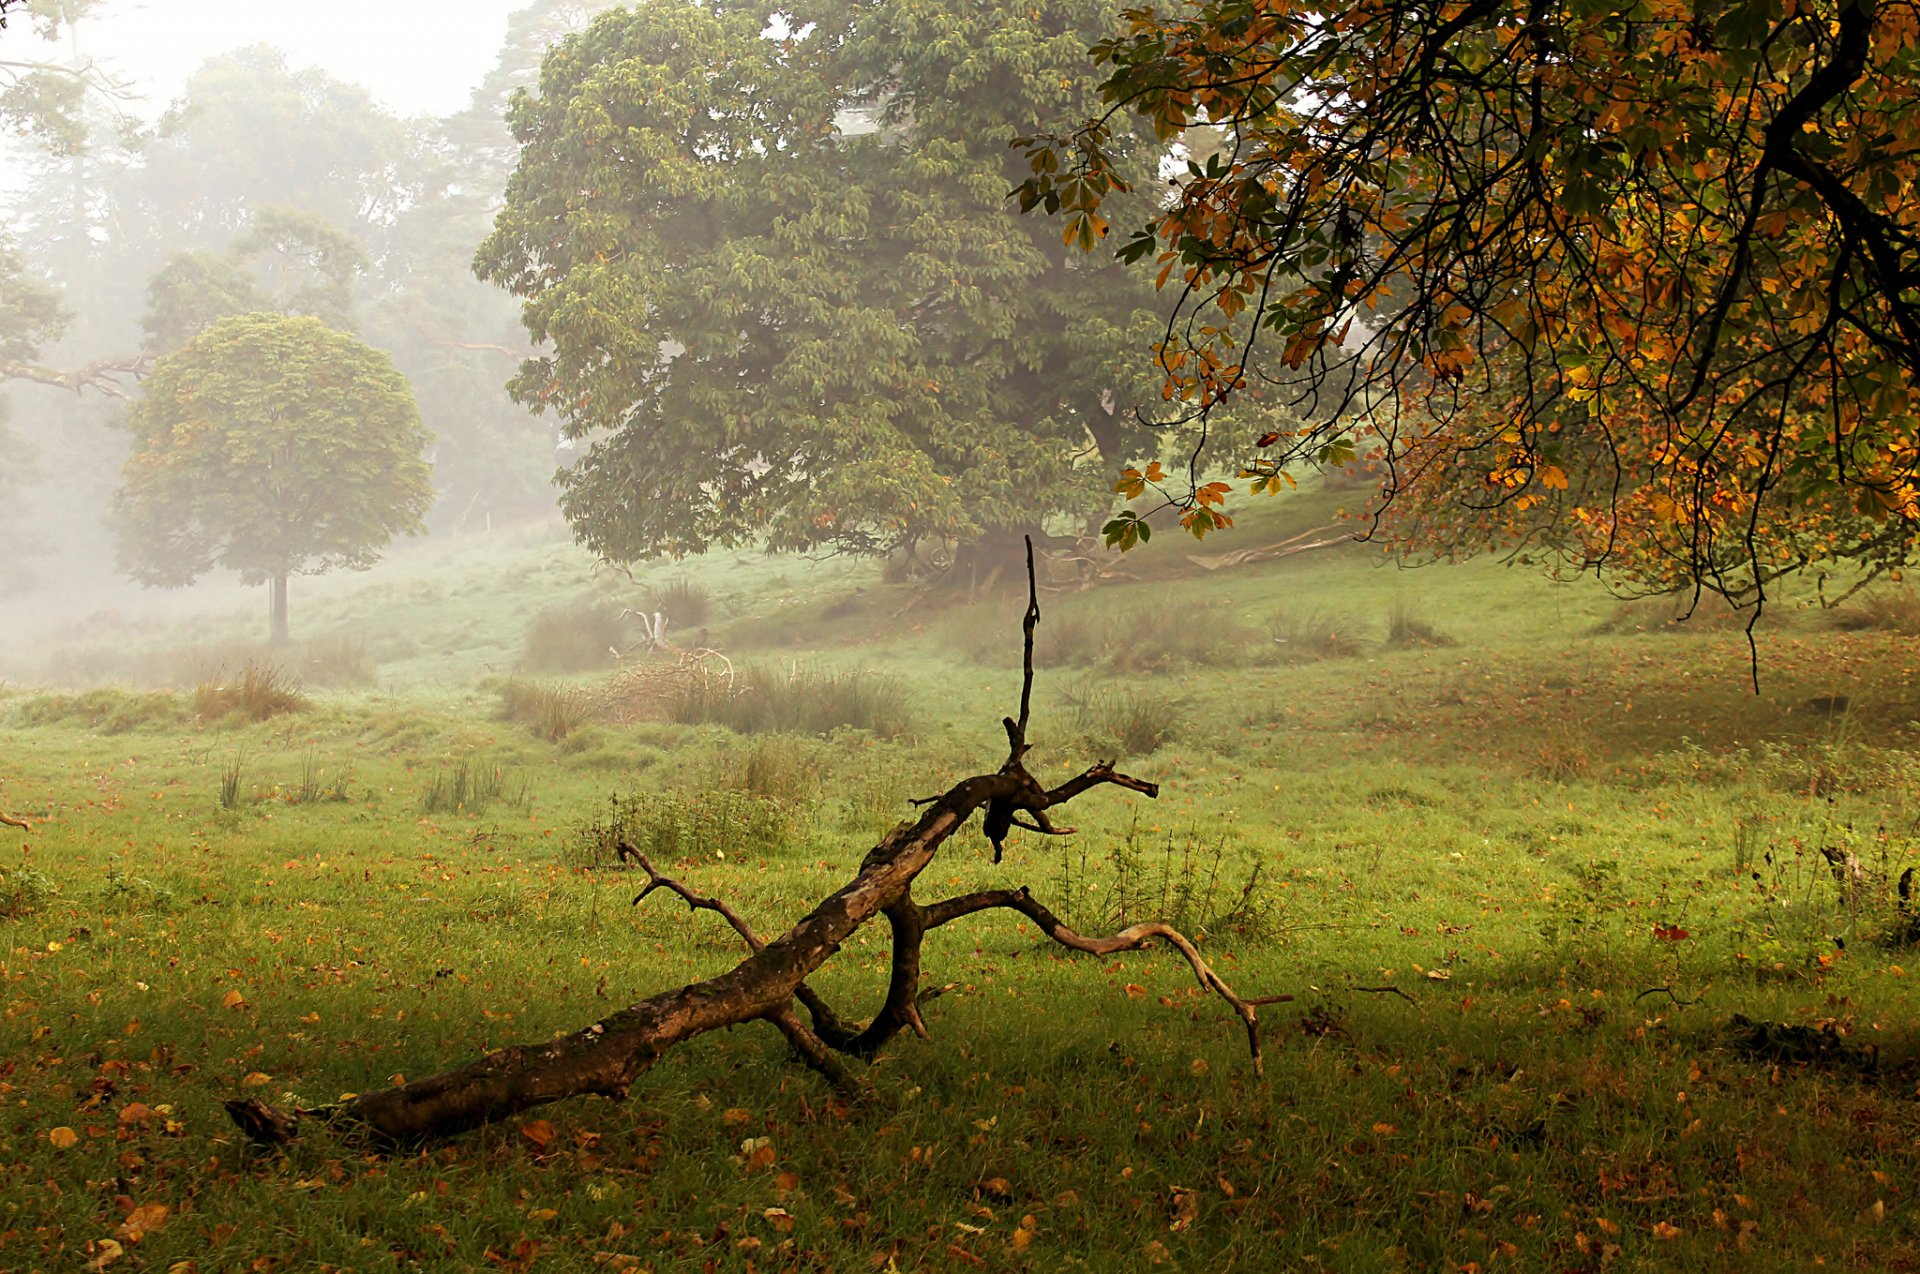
top-left (222, 536), bottom-right (1287, 1147)
top-left (0, 812), bottom-right (27, 831)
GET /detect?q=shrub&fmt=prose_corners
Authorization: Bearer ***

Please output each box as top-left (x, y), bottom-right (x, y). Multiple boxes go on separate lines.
top-left (520, 600), bottom-right (627, 673)
top-left (667, 662), bottom-right (911, 738)
top-left (493, 676), bottom-right (590, 742)
top-left (194, 660), bottom-right (308, 721)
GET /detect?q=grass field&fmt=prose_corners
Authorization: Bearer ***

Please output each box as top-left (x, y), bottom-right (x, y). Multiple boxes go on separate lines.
top-left (9, 495), bottom-right (1920, 1271)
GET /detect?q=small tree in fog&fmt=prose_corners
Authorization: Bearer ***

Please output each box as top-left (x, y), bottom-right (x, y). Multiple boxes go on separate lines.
top-left (114, 313), bottom-right (433, 643)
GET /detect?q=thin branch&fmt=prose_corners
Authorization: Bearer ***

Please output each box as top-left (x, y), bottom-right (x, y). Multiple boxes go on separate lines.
top-left (921, 885), bottom-right (1277, 1075)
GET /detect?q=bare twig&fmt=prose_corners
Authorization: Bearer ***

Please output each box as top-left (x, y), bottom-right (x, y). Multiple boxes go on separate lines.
top-left (1634, 986), bottom-right (1701, 1008)
top-left (921, 885), bottom-right (1280, 1075)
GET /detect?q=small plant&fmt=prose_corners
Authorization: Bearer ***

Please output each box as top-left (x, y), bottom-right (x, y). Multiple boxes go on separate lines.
top-left (493, 676), bottom-right (590, 742)
top-left (220, 750), bottom-right (247, 810)
top-left (195, 661), bottom-right (309, 721)
top-left (0, 867), bottom-right (56, 919)
top-left (96, 867), bottom-right (178, 915)
top-left (520, 600), bottom-right (627, 673)
top-left (1052, 813), bottom-right (1275, 940)
top-left (421, 756), bottom-right (530, 816)
top-left (289, 747), bottom-right (352, 805)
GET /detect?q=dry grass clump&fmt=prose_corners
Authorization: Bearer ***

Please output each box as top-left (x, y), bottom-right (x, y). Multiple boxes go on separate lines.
top-left (594, 652), bottom-right (739, 723)
top-left (194, 661), bottom-right (309, 722)
top-left (520, 600), bottom-right (626, 673)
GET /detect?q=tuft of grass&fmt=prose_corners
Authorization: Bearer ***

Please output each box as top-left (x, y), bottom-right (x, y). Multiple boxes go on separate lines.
top-left (194, 661), bottom-right (308, 722)
top-left (96, 867), bottom-right (178, 915)
top-left (420, 756), bottom-right (529, 815)
top-left (219, 750), bottom-right (246, 810)
top-left (493, 676), bottom-right (590, 742)
top-left (667, 661), bottom-right (911, 738)
top-left (0, 867), bottom-right (55, 919)
top-left (650, 578), bottom-right (712, 629)
top-left (519, 599), bottom-right (626, 673)
top-left (1061, 680), bottom-right (1184, 757)
top-left (566, 786), bottom-right (798, 868)
top-left (1265, 605), bottom-right (1370, 660)
top-left (724, 736), bottom-right (825, 804)
top-left (1384, 598), bottom-right (1457, 649)
top-left (999, 596), bottom-right (1257, 672)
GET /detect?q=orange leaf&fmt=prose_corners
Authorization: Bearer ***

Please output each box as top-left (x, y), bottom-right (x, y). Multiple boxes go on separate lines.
top-left (519, 1120), bottom-right (556, 1153)
top-left (48, 1126), bottom-right (79, 1149)
top-left (115, 1202), bottom-right (170, 1243)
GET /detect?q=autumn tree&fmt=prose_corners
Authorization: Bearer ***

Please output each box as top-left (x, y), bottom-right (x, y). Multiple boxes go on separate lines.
top-left (114, 313), bottom-right (433, 642)
top-left (478, 0), bottom-right (1171, 569)
top-left (1022, 0), bottom-right (1920, 617)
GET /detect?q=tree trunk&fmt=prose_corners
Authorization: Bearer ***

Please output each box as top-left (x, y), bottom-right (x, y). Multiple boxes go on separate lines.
top-left (269, 573), bottom-right (290, 645)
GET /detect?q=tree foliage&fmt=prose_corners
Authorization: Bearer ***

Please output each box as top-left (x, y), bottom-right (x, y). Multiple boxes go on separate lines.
top-left (478, 0), bottom-right (1170, 561)
top-left (1023, 0), bottom-right (1920, 608)
top-left (114, 313), bottom-right (433, 640)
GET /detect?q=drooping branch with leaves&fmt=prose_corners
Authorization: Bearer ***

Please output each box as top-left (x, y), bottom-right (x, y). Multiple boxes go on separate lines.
top-left (1021, 0), bottom-right (1920, 615)
top-left (226, 541), bottom-right (1285, 1146)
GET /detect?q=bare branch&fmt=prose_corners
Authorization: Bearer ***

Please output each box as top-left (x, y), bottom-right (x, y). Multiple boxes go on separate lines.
top-left (921, 886), bottom-right (1282, 1075)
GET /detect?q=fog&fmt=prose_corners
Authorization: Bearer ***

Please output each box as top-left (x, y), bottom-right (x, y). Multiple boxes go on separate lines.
top-left (0, 0), bottom-right (600, 669)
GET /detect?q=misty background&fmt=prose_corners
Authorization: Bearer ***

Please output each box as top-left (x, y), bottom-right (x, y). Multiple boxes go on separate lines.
top-left (0, 0), bottom-right (615, 654)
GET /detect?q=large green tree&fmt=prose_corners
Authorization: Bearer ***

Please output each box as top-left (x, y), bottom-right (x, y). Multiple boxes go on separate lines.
top-left (114, 313), bottom-right (434, 642)
top-left (478, 0), bottom-right (1169, 566)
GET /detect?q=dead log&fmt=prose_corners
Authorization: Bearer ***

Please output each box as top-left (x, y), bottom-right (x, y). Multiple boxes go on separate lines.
top-left (226, 539), bottom-right (1281, 1146)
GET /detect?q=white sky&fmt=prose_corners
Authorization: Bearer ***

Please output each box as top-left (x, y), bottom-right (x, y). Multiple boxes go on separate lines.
top-left (67, 0), bottom-right (532, 120)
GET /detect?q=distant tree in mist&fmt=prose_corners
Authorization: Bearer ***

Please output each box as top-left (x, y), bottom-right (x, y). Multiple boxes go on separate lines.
top-left (113, 313), bottom-right (433, 643)
top-left (143, 206), bottom-right (369, 352)
top-left (478, 0), bottom-right (1170, 569)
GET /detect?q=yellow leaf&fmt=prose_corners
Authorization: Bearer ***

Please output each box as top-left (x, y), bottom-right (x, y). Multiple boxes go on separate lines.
top-left (221, 990), bottom-right (246, 1010)
top-left (87, 1238), bottom-right (124, 1272)
top-left (48, 1125), bottom-right (78, 1149)
top-left (242, 1072), bottom-right (273, 1088)
top-left (520, 1119), bottom-right (557, 1152)
top-left (116, 1202), bottom-right (170, 1243)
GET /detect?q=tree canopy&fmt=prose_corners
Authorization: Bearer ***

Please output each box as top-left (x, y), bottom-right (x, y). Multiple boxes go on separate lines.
top-left (478, 0), bottom-right (1171, 563)
top-left (1022, 0), bottom-right (1920, 612)
top-left (114, 313), bottom-right (433, 642)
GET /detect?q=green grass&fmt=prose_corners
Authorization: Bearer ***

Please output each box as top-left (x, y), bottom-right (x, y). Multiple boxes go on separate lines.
top-left (6, 502), bottom-right (1920, 1269)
